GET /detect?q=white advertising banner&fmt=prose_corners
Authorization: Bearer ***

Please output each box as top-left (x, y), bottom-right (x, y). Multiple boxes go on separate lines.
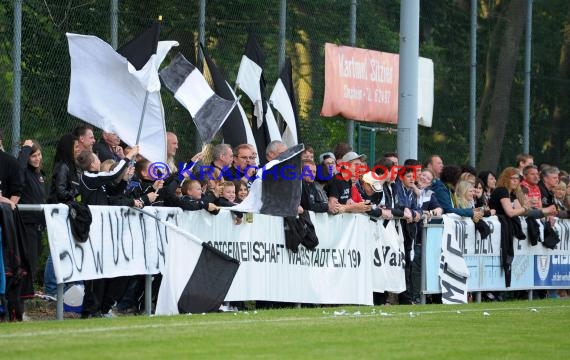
top-left (177, 211), bottom-right (374, 305)
top-left (44, 204), bottom-right (179, 283)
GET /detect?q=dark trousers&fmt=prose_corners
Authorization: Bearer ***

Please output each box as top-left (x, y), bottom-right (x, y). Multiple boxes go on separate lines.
top-left (82, 276), bottom-right (129, 315)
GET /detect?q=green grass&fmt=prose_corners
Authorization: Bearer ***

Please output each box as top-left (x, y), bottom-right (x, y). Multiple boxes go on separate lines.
top-left (1, 300), bottom-right (569, 359)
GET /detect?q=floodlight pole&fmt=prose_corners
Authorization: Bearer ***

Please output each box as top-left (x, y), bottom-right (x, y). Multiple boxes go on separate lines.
top-left (11, 0), bottom-right (22, 156)
top-left (397, 0), bottom-right (420, 161)
top-left (347, 0), bottom-right (357, 148)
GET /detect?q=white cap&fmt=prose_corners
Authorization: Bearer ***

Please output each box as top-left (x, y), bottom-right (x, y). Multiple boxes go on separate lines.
top-left (362, 171), bottom-right (385, 192)
top-left (341, 151), bottom-right (367, 163)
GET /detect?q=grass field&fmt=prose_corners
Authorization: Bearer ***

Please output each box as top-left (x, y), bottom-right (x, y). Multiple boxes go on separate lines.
top-left (1, 300), bottom-right (569, 359)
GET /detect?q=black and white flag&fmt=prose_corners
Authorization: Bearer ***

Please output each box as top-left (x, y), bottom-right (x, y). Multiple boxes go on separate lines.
top-left (235, 34), bottom-right (281, 154)
top-left (235, 33), bottom-right (264, 119)
top-left (200, 44), bottom-right (257, 153)
top-left (269, 58), bottom-right (299, 147)
top-left (154, 216), bottom-right (240, 315)
top-left (160, 53), bottom-right (237, 144)
top-left (232, 144), bottom-right (304, 217)
top-left (66, 32), bottom-right (177, 163)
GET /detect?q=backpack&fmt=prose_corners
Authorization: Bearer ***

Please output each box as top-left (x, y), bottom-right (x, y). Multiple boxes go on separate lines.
top-left (68, 202), bottom-right (92, 243)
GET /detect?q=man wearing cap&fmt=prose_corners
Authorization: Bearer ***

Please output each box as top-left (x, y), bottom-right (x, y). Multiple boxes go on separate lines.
top-left (326, 151), bottom-right (372, 214)
top-left (350, 171), bottom-right (394, 219)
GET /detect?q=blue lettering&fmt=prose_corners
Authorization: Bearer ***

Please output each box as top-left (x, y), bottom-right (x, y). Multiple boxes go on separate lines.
top-left (280, 165), bottom-right (297, 180)
top-left (300, 165), bottom-right (315, 180)
top-left (262, 166), bottom-right (279, 181)
top-left (243, 166), bottom-right (258, 181)
top-left (199, 166), bottom-right (215, 180)
top-left (316, 165), bottom-right (333, 181)
top-left (177, 162), bottom-right (197, 181)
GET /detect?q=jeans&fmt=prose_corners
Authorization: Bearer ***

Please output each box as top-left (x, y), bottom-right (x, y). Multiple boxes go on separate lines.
top-left (43, 255), bottom-right (57, 296)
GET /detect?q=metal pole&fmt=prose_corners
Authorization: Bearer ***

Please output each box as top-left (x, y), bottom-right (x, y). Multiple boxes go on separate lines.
top-left (110, 0), bottom-right (119, 49)
top-left (198, 0), bottom-right (206, 70)
top-left (420, 224), bottom-right (427, 305)
top-left (469, 0), bottom-right (477, 167)
top-left (275, 0), bottom-right (287, 130)
top-left (145, 275), bottom-right (153, 315)
top-left (196, 0), bottom-right (206, 151)
top-left (523, 0), bottom-right (533, 154)
top-left (347, 0), bottom-right (357, 148)
top-left (56, 283), bottom-right (64, 320)
top-left (278, 0), bottom-right (286, 72)
top-left (11, 0), bottom-right (22, 156)
top-left (396, 0), bottom-right (420, 162)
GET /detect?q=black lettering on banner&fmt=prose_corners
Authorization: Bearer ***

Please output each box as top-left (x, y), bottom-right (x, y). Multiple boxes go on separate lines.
top-left (51, 208), bottom-right (85, 278)
top-left (59, 251), bottom-right (74, 282)
top-left (440, 279), bottom-right (465, 304)
top-left (348, 249), bottom-right (360, 268)
top-left (454, 220), bottom-right (468, 254)
top-left (153, 212), bottom-right (167, 269)
top-left (89, 212), bottom-right (105, 274)
top-left (439, 254), bottom-right (467, 283)
top-left (558, 221), bottom-right (570, 251)
top-left (474, 221), bottom-right (493, 254)
top-left (121, 208), bottom-right (134, 261)
top-left (373, 248), bottom-right (381, 267)
top-left (253, 241), bottom-right (261, 262)
top-left (446, 233), bottom-right (463, 257)
top-left (115, 209), bottom-right (129, 262)
top-left (108, 212), bottom-right (120, 265)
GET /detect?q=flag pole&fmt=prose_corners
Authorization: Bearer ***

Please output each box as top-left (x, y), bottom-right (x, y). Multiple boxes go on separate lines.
top-left (135, 92), bottom-right (149, 144)
top-left (135, 15), bottom-right (163, 145)
top-left (130, 206), bottom-right (203, 246)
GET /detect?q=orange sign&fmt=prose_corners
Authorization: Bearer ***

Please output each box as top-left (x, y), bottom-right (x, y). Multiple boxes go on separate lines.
top-left (320, 43), bottom-right (400, 123)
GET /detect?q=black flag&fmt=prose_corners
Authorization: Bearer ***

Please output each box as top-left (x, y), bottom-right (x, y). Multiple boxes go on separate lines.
top-left (117, 22), bottom-right (160, 70)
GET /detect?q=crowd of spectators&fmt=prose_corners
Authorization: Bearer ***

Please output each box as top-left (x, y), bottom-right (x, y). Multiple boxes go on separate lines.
top-left (1, 126), bottom-right (569, 321)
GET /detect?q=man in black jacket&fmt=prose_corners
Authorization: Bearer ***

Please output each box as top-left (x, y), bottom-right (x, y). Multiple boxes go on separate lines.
top-left (300, 160), bottom-right (329, 213)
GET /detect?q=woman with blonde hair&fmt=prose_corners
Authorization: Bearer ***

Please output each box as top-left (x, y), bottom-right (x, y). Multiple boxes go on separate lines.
top-left (455, 180), bottom-right (475, 209)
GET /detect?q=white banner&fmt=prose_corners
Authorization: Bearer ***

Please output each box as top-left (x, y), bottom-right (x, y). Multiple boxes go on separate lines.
top-left (44, 205), bottom-right (179, 283)
top-left (439, 214), bottom-right (470, 304)
top-left (177, 211), bottom-right (374, 305)
top-left (44, 206), bottom-right (408, 305)
top-left (371, 220), bottom-right (406, 293)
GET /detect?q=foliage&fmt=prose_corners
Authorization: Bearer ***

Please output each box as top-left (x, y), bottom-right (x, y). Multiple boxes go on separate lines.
top-left (1, 0), bottom-right (570, 176)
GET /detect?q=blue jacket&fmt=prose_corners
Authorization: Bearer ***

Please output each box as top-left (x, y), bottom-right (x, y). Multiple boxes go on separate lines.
top-left (431, 179), bottom-right (473, 217)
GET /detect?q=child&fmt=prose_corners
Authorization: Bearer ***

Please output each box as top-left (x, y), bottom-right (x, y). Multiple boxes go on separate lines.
top-left (75, 145), bottom-right (141, 318)
top-left (215, 181), bottom-right (243, 225)
top-left (235, 181), bottom-right (248, 203)
top-left (76, 147), bottom-right (141, 208)
top-left (179, 179), bottom-right (218, 212)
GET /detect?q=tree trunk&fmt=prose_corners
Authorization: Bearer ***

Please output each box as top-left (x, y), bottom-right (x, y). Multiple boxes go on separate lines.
top-left (478, 0), bottom-right (527, 172)
top-left (475, 2), bottom-right (500, 147)
top-left (549, 9), bottom-right (570, 166)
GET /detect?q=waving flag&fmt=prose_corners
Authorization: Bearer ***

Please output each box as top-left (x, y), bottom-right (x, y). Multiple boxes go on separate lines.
top-left (160, 53), bottom-right (237, 144)
top-left (269, 58), bottom-right (299, 147)
top-left (66, 30), bottom-right (177, 163)
top-left (154, 216), bottom-right (240, 315)
top-left (201, 44), bottom-right (257, 153)
top-left (235, 34), bottom-right (281, 155)
top-left (232, 144), bottom-right (304, 217)
top-left (235, 34), bottom-right (264, 117)
top-left (117, 22), bottom-right (160, 71)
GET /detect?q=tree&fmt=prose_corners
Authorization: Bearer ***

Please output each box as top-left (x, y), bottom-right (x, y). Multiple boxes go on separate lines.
top-left (478, 0), bottom-right (527, 172)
